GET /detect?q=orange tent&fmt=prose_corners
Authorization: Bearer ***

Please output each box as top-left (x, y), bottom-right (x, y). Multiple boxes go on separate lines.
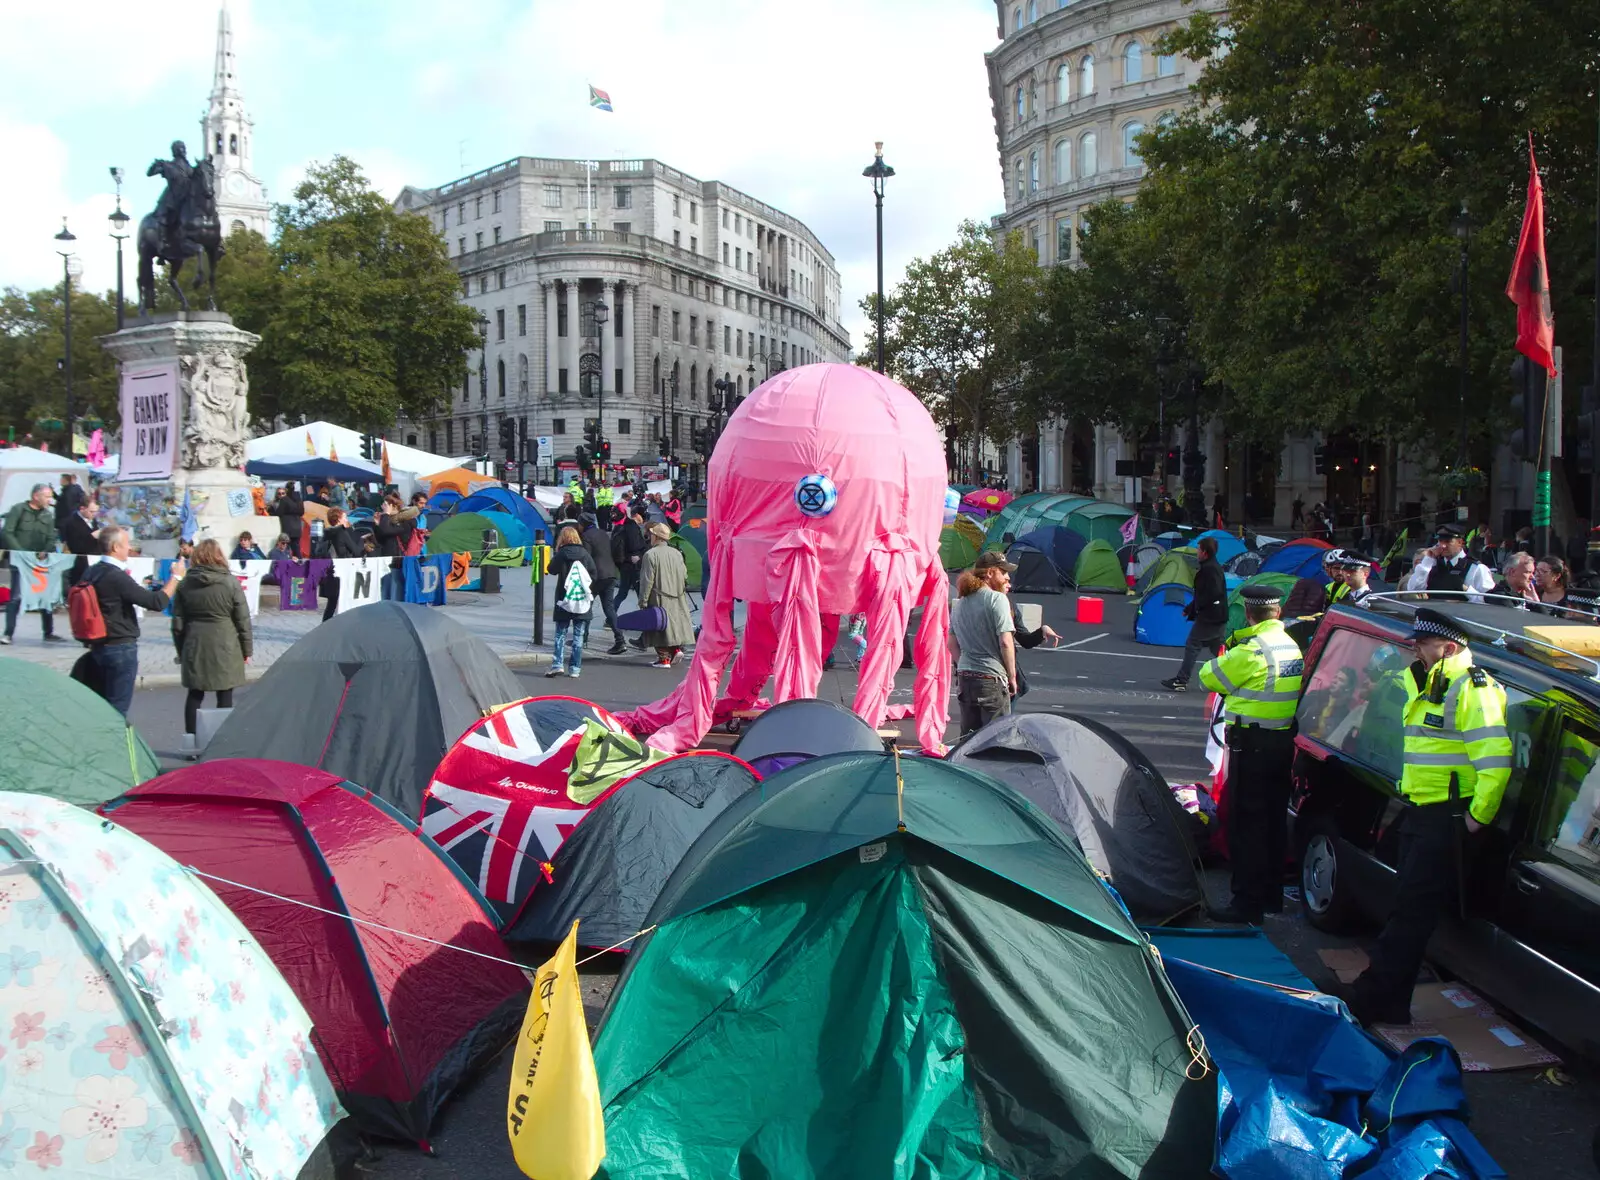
top-left (418, 466), bottom-right (498, 496)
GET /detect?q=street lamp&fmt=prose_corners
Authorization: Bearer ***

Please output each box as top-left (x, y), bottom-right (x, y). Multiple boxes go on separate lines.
top-left (108, 167), bottom-right (130, 330)
top-left (1451, 201), bottom-right (1473, 466)
top-left (54, 218), bottom-right (78, 454)
top-left (592, 298), bottom-right (609, 469)
top-left (862, 142), bottom-right (895, 374)
top-left (477, 313), bottom-right (489, 404)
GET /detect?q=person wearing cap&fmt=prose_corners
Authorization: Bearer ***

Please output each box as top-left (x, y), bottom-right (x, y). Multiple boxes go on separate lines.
top-left (1336, 551), bottom-right (1375, 607)
top-left (1161, 536), bottom-right (1228, 692)
top-left (1343, 608), bottom-right (1511, 1025)
top-left (950, 551), bottom-right (1019, 735)
top-left (1403, 523), bottom-right (1493, 602)
top-left (1199, 583), bottom-right (1305, 925)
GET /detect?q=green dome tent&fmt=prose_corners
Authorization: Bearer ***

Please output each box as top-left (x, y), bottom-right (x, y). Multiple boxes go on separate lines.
top-left (1072, 539), bottom-right (1128, 593)
top-left (940, 515), bottom-right (985, 570)
top-left (425, 510), bottom-right (496, 561)
top-left (668, 533), bottom-right (704, 588)
top-left (1225, 572), bottom-right (1301, 636)
top-left (0, 660), bottom-right (158, 804)
top-left (592, 752), bottom-right (1215, 1179)
top-left (1135, 548), bottom-right (1199, 600)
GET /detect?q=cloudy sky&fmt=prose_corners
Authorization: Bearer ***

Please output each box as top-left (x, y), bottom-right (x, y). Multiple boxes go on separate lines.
top-left (1, 0), bottom-right (1005, 350)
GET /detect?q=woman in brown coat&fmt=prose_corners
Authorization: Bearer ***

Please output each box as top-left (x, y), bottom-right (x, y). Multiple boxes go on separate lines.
top-left (171, 538), bottom-right (252, 746)
top-left (638, 523), bottom-right (694, 667)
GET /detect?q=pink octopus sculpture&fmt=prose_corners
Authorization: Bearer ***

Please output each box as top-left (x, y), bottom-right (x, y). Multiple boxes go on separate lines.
top-left (617, 363), bottom-right (952, 754)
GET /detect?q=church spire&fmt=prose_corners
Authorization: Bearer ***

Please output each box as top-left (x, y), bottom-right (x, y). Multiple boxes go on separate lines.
top-left (212, 3), bottom-right (237, 100)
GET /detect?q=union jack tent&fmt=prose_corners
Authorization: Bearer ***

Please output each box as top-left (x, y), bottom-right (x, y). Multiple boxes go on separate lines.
top-left (423, 695), bottom-right (665, 926)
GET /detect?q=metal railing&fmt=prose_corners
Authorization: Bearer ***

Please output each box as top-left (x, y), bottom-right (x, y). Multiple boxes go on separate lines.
top-left (1360, 590), bottom-right (1600, 680)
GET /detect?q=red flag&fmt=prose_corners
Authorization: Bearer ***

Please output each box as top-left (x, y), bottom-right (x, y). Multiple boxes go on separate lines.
top-left (1505, 135), bottom-right (1556, 376)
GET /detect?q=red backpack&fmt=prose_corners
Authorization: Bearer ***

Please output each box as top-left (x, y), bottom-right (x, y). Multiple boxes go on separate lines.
top-left (68, 572), bottom-right (106, 642)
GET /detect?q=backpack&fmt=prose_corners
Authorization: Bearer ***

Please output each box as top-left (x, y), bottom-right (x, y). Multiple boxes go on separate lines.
top-left (68, 569), bottom-right (107, 642)
top-left (560, 561), bottom-right (594, 613)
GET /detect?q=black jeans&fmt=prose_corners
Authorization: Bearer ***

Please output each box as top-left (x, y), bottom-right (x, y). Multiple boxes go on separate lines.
top-left (91, 642), bottom-right (139, 716)
top-left (1225, 725), bottom-right (1296, 918)
top-left (614, 562), bottom-right (640, 611)
top-left (4, 564), bottom-right (54, 639)
top-left (957, 672), bottom-right (1011, 737)
top-left (1352, 803), bottom-right (1464, 1017)
top-left (594, 577), bottom-right (619, 636)
top-left (1175, 621), bottom-right (1225, 683)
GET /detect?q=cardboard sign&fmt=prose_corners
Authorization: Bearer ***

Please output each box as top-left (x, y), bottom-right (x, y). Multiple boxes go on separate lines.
top-left (118, 363), bottom-right (179, 481)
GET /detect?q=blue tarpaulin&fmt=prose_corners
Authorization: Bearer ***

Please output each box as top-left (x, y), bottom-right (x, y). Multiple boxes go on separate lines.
top-left (1149, 928), bottom-right (1504, 1180)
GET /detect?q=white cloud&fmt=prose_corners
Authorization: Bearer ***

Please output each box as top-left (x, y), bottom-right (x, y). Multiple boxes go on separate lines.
top-left (0, 116), bottom-right (127, 299)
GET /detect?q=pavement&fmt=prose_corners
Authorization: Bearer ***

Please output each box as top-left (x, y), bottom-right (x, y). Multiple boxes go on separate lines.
top-left (14, 582), bottom-right (1599, 1178)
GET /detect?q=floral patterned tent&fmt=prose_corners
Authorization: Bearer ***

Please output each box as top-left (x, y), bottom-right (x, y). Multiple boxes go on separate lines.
top-left (0, 792), bottom-right (344, 1179)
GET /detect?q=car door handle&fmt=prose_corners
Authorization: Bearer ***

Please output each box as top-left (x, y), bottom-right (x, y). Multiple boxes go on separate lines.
top-left (1515, 871), bottom-right (1542, 895)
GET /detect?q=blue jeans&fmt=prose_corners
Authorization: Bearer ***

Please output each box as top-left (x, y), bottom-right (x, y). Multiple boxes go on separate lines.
top-left (552, 616), bottom-right (589, 673)
top-left (91, 642), bottom-right (139, 716)
top-left (4, 564), bottom-right (54, 639)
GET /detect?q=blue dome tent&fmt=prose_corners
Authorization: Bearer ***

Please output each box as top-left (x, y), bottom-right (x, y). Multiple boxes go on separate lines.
top-left (456, 487), bottom-right (553, 538)
top-left (477, 509), bottom-right (533, 554)
top-left (1015, 526), bottom-right (1086, 582)
top-left (426, 488), bottom-right (463, 515)
top-left (1135, 582), bottom-right (1195, 646)
top-left (1260, 541), bottom-right (1333, 582)
top-left (1195, 529), bottom-right (1246, 564)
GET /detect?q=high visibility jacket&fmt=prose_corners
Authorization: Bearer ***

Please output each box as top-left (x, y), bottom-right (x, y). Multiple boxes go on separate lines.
top-left (1327, 582), bottom-right (1349, 608)
top-left (1399, 649), bottom-right (1512, 824)
top-left (595, 486), bottom-right (615, 508)
top-left (568, 479), bottom-right (583, 499)
top-left (1199, 618), bottom-right (1304, 730)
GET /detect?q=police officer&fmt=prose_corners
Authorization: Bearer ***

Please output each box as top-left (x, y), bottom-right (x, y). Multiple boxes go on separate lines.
top-left (1405, 523), bottom-right (1494, 601)
top-left (594, 482), bottom-right (615, 530)
top-left (1336, 551), bottom-right (1376, 606)
top-left (1200, 583), bottom-right (1305, 924)
top-left (1323, 549), bottom-right (1351, 609)
top-left (1344, 608), bottom-right (1511, 1025)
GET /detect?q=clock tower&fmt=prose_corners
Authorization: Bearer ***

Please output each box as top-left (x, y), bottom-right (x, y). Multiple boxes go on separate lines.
top-left (200, 4), bottom-right (271, 239)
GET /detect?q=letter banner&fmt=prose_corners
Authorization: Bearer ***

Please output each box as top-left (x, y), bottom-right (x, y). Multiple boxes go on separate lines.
top-left (507, 920), bottom-right (605, 1180)
top-left (118, 363), bottom-right (179, 481)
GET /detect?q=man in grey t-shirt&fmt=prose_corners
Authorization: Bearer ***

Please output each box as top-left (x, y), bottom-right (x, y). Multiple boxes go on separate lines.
top-left (950, 551), bottom-right (1018, 736)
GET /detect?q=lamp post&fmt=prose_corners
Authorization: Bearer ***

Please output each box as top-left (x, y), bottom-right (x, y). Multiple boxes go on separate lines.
top-left (108, 167), bottom-right (129, 330)
top-left (1452, 202), bottom-right (1473, 467)
top-left (592, 298), bottom-right (609, 470)
top-left (54, 218), bottom-right (78, 454)
top-left (862, 142), bottom-right (894, 374)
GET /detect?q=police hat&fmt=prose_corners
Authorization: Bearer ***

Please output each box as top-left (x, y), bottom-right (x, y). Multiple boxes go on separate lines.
top-left (1335, 550), bottom-right (1370, 569)
top-left (1435, 523), bottom-right (1466, 540)
top-left (1240, 583), bottom-right (1283, 605)
top-left (1410, 608), bottom-right (1470, 645)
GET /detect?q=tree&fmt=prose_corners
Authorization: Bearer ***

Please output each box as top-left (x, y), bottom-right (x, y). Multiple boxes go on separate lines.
top-left (218, 156), bottom-right (480, 430)
top-left (869, 221), bottom-right (1042, 478)
top-left (1141, 0), bottom-right (1600, 456)
top-left (0, 285), bottom-right (121, 445)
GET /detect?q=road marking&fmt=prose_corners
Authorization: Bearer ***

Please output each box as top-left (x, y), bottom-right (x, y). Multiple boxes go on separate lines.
top-left (1060, 632), bottom-right (1110, 649)
top-left (1039, 647), bottom-right (1175, 662)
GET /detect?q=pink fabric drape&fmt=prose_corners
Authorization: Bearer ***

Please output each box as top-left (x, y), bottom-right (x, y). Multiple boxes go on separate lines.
top-left (852, 534), bottom-right (918, 732)
top-left (911, 560), bottom-right (952, 755)
top-left (768, 531), bottom-right (825, 702)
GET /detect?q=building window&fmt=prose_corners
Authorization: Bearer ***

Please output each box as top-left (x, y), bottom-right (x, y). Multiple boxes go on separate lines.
top-left (1055, 138), bottom-right (1071, 184)
top-left (458, 201), bottom-right (466, 221)
top-left (1031, 223), bottom-right (1041, 261)
top-left (736, 329), bottom-right (744, 358)
top-left (690, 315), bottom-right (699, 346)
top-left (493, 190), bottom-right (501, 213)
top-left (1012, 5), bottom-right (1021, 32)
top-left (497, 358), bottom-right (506, 397)
top-left (1014, 157), bottom-right (1025, 201)
top-left (558, 368), bottom-right (569, 393)
top-left (543, 183), bottom-right (561, 208)
top-left (462, 372), bottom-right (470, 402)
top-left (614, 185), bottom-right (632, 208)
top-left (613, 221), bottom-right (631, 233)
top-left (734, 247), bottom-right (742, 269)
top-left (558, 297), bottom-right (569, 338)
top-left (544, 220), bottom-right (561, 232)
top-left (496, 268), bottom-right (506, 290)
top-left (618, 418), bottom-right (631, 435)
top-left (1157, 110), bottom-right (1178, 131)
top-left (690, 236), bottom-right (698, 254)
top-left (1027, 0), bottom-right (1037, 19)
top-left (519, 354), bottom-right (529, 394)
top-left (1056, 62), bottom-right (1070, 105)
top-left (1157, 50), bottom-right (1177, 77)
top-left (475, 196), bottom-right (483, 218)
top-left (723, 243), bottom-right (730, 264)
top-left (672, 310), bottom-right (681, 342)
top-left (724, 324), bottom-right (732, 352)
top-left (672, 194), bottom-right (681, 217)
top-left (496, 308), bottom-right (506, 340)
top-left (446, 422), bottom-right (454, 452)
top-left (228, 132), bottom-right (238, 154)
top-left (673, 230), bottom-right (681, 247)
top-left (1015, 84), bottom-right (1025, 122)
top-left (493, 226), bottom-right (502, 244)
top-left (215, 132), bottom-right (223, 154)
top-left (1028, 151), bottom-right (1039, 192)
top-left (690, 202), bottom-right (698, 224)
top-left (1124, 121), bottom-right (1146, 168)
top-left (553, 418), bottom-right (566, 435)
top-left (1123, 41), bottom-right (1142, 83)
top-left (1056, 217), bottom-right (1072, 260)
top-left (651, 305), bottom-right (661, 336)
top-left (458, 236), bottom-right (467, 255)
top-left (478, 275), bottom-right (488, 295)
top-left (475, 231), bottom-right (483, 250)
top-left (1080, 54), bottom-right (1095, 96)
top-left (1080, 131), bottom-right (1098, 177)
top-left (518, 304), bottom-right (527, 336)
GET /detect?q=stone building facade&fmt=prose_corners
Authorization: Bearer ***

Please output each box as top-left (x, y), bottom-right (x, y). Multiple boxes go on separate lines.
top-left (392, 157), bottom-right (850, 471)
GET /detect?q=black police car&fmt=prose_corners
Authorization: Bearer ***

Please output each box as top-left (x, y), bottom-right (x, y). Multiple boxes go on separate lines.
top-left (1289, 596), bottom-right (1600, 1059)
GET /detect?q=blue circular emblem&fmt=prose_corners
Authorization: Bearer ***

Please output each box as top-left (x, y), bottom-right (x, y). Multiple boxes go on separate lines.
top-left (794, 473), bottom-right (838, 518)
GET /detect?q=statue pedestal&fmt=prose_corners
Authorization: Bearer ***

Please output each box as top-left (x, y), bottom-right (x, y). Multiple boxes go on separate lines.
top-left (99, 312), bottom-right (276, 557)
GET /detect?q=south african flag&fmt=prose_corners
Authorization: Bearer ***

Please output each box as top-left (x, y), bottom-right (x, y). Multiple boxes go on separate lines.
top-left (588, 85), bottom-right (613, 112)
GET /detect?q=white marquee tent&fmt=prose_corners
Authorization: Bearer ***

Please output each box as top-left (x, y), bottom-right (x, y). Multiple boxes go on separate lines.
top-left (244, 422), bottom-right (464, 495)
top-left (0, 447), bottom-right (87, 514)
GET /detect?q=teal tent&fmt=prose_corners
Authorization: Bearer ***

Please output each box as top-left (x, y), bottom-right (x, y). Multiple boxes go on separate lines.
top-left (0, 660), bottom-right (159, 805)
top-left (593, 752), bottom-right (1215, 1179)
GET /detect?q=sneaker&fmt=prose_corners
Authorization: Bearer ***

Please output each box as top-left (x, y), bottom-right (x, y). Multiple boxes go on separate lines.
top-left (568, 670), bottom-right (581, 680)
top-left (1160, 677), bottom-right (1188, 692)
top-left (42, 634), bottom-right (66, 644)
top-left (607, 639), bottom-right (627, 655)
top-left (0, 636), bottom-right (11, 646)
top-left (544, 667), bottom-right (566, 678)
top-left (650, 658), bottom-right (673, 668)
top-left (628, 637), bottom-right (647, 651)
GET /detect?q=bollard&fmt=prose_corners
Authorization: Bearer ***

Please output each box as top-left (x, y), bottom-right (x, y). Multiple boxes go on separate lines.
top-left (479, 529), bottom-right (500, 594)
top-left (531, 529), bottom-right (545, 646)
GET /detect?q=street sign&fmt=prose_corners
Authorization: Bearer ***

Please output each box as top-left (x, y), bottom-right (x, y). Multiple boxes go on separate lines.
top-left (536, 435), bottom-right (552, 461)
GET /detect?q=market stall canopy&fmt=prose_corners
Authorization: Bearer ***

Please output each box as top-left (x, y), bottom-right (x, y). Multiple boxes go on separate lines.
top-left (0, 446), bottom-right (86, 513)
top-left (244, 421), bottom-right (460, 486)
top-left (245, 455), bottom-right (382, 482)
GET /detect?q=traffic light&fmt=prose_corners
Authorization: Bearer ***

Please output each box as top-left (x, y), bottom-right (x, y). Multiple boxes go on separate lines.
top-left (690, 426), bottom-right (706, 455)
top-left (1164, 447), bottom-right (1180, 475)
top-left (497, 418), bottom-right (516, 457)
top-left (1509, 354), bottom-right (1548, 461)
top-left (1184, 446), bottom-right (1206, 485)
top-left (359, 434), bottom-right (380, 462)
top-left (583, 419), bottom-right (602, 451)
top-left (1313, 445), bottom-right (1328, 476)
top-left (600, 439), bottom-right (611, 462)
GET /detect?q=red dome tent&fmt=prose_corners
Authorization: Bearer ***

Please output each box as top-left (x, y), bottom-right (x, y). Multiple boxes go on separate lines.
top-left (101, 760), bottom-right (528, 1149)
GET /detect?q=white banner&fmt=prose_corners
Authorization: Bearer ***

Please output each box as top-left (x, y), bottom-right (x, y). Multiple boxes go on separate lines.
top-left (118, 363), bottom-right (179, 481)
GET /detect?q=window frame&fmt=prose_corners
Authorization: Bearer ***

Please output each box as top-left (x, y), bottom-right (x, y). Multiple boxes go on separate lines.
top-left (1123, 41), bottom-right (1143, 84)
top-left (1080, 54), bottom-right (1095, 97)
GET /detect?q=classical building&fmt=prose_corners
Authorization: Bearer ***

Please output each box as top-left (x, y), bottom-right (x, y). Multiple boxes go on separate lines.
top-left (199, 5), bottom-right (272, 238)
top-left (392, 157), bottom-right (851, 470)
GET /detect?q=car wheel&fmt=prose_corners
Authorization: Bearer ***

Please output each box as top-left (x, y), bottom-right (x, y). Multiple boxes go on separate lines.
top-left (1301, 815), bottom-right (1356, 933)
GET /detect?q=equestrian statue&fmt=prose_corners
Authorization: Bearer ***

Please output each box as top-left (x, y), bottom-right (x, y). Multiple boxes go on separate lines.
top-left (137, 140), bottom-right (225, 316)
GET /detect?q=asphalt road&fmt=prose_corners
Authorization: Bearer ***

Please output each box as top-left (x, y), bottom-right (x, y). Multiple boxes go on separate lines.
top-left (122, 591), bottom-right (1598, 1178)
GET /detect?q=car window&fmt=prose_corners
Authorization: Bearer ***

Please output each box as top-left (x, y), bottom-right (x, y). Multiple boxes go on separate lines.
top-left (1539, 719), bottom-right (1600, 884)
top-left (1298, 628), bottom-right (1412, 779)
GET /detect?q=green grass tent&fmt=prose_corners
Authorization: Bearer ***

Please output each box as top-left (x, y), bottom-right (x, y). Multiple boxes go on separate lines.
top-left (1226, 572), bottom-right (1301, 636)
top-left (424, 510), bottom-right (496, 562)
top-left (593, 753), bottom-right (1214, 1179)
top-left (0, 661), bottom-right (158, 805)
top-left (939, 515), bottom-right (986, 570)
top-left (981, 492), bottom-right (1055, 546)
top-left (1072, 539), bottom-right (1128, 593)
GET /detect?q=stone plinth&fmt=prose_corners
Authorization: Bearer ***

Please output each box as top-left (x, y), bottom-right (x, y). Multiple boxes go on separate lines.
top-left (99, 312), bottom-right (276, 556)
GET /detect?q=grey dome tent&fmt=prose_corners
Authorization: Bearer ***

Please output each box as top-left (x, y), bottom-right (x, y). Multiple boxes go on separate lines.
top-left (730, 697), bottom-right (883, 776)
top-left (950, 712), bottom-right (1204, 922)
top-left (1006, 542), bottom-right (1068, 594)
top-left (509, 751), bottom-right (759, 947)
top-left (203, 602), bottom-right (525, 815)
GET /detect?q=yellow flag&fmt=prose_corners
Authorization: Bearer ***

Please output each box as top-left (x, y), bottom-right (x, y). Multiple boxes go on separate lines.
top-left (508, 920), bottom-right (605, 1180)
top-left (305, 429), bottom-right (315, 455)
top-left (329, 441), bottom-right (340, 463)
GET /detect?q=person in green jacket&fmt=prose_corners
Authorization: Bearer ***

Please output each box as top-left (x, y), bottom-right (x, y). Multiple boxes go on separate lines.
top-left (170, 538), bottom-right (252, 752)
top-left (2, 483), bottom-right (64, 645)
